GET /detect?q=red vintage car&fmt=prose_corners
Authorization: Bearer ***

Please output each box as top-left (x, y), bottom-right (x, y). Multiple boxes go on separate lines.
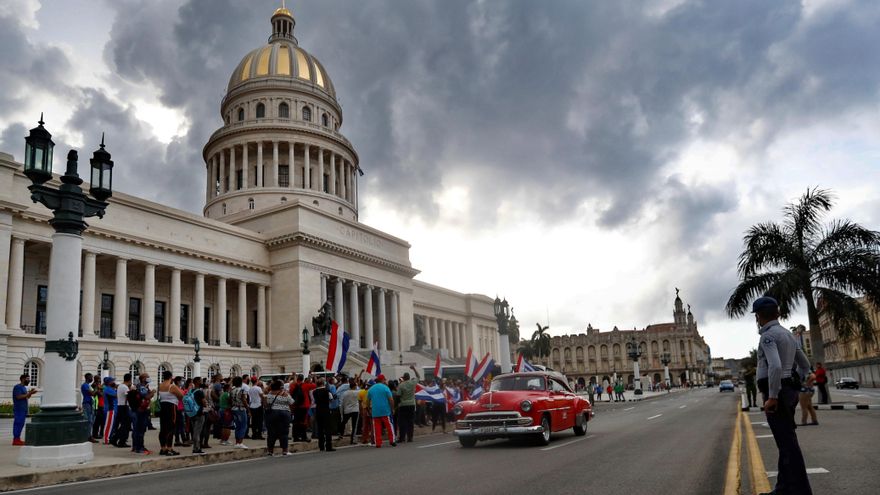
top-left (453, 371), bottom-right (592, 447)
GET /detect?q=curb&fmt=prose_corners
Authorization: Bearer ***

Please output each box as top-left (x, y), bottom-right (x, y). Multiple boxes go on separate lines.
top-left (740, 404), bottom-right (879, 412)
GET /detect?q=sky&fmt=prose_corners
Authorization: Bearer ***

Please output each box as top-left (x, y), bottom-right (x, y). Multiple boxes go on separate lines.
top-left (2, 0), bottom-right (878, 359)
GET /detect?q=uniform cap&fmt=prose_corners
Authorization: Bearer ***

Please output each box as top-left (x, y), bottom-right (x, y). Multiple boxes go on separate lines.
top-left (751, 296), bottom-right (779, 313)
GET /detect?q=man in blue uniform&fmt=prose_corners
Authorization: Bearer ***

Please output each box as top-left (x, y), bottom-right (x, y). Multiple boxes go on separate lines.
top-left (753, 296), bottom-right (813, 495)
top-left (12, 374), bottom-right (37, 445)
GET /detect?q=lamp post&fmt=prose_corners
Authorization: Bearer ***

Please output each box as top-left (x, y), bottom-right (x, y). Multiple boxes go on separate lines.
top-left (193, 338), bottom-right (202, 379)
top-left (626, 335), bottom-right (643, 395)
top-left (660, 352), bottom-right (672, 392)
top-left (100, 349), bottom-right (110, 379)
top-left (301, 327), bottom-right (311, 375)
top-left (493, 297), bottom-right (513, 373)
top-left (19, 117), bottom-right (113, 468)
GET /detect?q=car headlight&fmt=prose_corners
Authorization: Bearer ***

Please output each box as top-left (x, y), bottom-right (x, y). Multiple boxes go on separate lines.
top-left (520, 400), bottom-right (532, 412)
top-left (452, 404), bottom-right (463, 416)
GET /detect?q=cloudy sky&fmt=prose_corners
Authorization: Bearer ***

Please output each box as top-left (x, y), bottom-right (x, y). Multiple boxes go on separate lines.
top-left (2, 0), bottom-right (878, 359)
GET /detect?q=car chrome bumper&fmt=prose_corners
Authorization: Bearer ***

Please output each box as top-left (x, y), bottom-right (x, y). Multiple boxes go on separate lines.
top-left (454, 425), bottom-right (545, 437)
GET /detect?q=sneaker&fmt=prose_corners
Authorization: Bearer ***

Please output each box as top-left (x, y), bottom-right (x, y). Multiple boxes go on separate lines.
top-left (282, 452), bottom-right (291, 456)
top-left (266, 452), bottom-right (274, 457)
top-left (12, 439), bottom-right (25, 446)
top-left (142, 449), bottom-right (153, 455)
top-left (391, 442), bottom-right (397, 447)
top-left (219, 441), bottom-right (231, 446)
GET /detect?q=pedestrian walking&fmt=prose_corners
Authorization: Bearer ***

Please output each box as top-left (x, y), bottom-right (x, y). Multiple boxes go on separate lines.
top-left (12, 374), bottom-right (37, 446)
top-left (744, 366), bottom-right (758, 408)
top-left (814, 362), bottom-right (829, 405)
top-left (312, 378), bottom-right (335, 452)
top-left (157, 370), bottom-right (184, 456)
top-left (290, 374), bottom-right (310, 442)
top-left (595, 383), bottom-right (602, 402)
top-left (80, 373), bottom-right (98, 443)
top-left (340, 378), bottom-right (360, 443)
top-left (753, 296), bottom-right (813, 495)
top-left (230, 376), bottom-right (250, 449)
top-left (111, 373), bottom-right (132, 448)
top-left (587, 382), bottom-right (595, 405)
top-left (187, 377), bottom-right (207, 454)
top-left (265, 380), bottom-right (294, 456)
top-left (799, 371), bottom-right (819, 426)
top-left (396, 368), bottom-right (418, 443)
top-left (367, 374), bottom-right (396, 448)
top-left (248, 378), bottom-right (265, 440)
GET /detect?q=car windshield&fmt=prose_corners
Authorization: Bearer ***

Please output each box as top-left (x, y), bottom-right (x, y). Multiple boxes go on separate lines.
top-left (490, 376), bottom-right (546, 392)
top-left (721, 380), bottom-right (733, 385)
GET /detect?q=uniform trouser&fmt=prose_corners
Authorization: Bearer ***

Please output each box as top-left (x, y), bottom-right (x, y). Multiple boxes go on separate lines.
top-left (250, 406), bottom-right (263, 438)
top-left (13, 410), bottom-right (26, 440)
top-left (315, 410), bottom-right (333, 450)
top-left (397, 405), bottom-right (415, 442)
top-left (764, 386), bottom-right (813, 495)
top-left (132, 409), bottom-right (149, 452)
top-left (112, 405), bottom-right (131, 445)
top-left (372, 415), bottom-right (395, 447)
top-left (190, 414), bottom-right (205, 452)
top-left (266, 410), bottom-right (291, 452)
top-left (746, 386), bottom-right (757, 406)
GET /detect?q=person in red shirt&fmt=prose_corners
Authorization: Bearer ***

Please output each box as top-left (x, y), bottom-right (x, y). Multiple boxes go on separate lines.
top-left (290, 375), bottom-right (308, 442)
top-left (814, 363), bottom-right (829, 405)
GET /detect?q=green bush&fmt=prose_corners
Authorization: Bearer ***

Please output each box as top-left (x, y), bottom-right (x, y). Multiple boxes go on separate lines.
top-left (0, 402), bottom-right (42, 415)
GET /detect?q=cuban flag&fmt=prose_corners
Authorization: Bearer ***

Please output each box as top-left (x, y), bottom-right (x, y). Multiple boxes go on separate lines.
top-left (464, 347), bottom-right (476, 378)
top-left (470, 352), bottom-right (493, 381)
top-left (444, 387), bottom-right (456, 412)
top-left (470, 385), bottom-right (483, 400)
top-left (415, 383), bottom-right (446, 403)
top-left (365, 342), bottom-right (381, 376)
top-left (325, 320), bottom-right (350, 373)
top-left (515, 354), bottom-right (537, 373)
top-left (434, 353), bottom-right (443, 379)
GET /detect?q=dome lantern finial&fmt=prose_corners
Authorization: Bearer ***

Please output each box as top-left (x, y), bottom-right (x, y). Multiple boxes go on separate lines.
top-left (270, 1), bottom-right (296, 43)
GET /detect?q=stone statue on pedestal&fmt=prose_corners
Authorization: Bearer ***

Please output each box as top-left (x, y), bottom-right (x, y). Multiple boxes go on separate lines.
top-left (312, 301), bottom-right (333, 337)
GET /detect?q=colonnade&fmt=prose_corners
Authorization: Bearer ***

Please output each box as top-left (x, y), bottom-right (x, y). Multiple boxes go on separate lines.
top-left (421, 316), bottom-right (468, 359)
top-left (4, 237), bottom-right (269, 349)
top-left (320, 274), bottom-right (400, 352)
top-left (475, 324), bottom-right (498, 358)
top-left (206, 140), bottom-right (357, 205)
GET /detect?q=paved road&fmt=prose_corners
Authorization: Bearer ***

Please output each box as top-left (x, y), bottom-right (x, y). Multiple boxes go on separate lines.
top-left (9, 389), bottom-right (738, 495)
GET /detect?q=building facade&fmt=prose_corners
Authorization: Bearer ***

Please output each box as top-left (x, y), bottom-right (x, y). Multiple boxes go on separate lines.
top-left (0, 8), bottom-right (501, 403)
top-left (819, 297), bottom-right (880, 387)
top-left (534, 292), bottom-right (711, 388)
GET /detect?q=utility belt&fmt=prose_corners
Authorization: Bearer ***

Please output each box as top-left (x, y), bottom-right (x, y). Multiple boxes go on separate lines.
top-left (756, 376), bottom-right (800, 396)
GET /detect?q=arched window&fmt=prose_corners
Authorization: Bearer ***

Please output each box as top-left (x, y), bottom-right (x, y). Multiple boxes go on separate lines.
top-left (321, 113), bottom-right (328, 127)
top-left (23, 360), bottom-right (40, 387)
top-left (129, 361), bottom-right (142, 379)
top-left (183, 365), bottom-right (193, 381)
top-left (256, 103), bottom-right (265, 119)
top-left (248, 197), bottom-right (255, 210)
top-left (280, 196), bottom-right (287, 203)
top-left (237, 108), bottom-right (244, 121)
top-left (230, 365), bottom-right (242, 378)
top-left (222, 203), bottom-right (227, 215)
top-left (208, 364), bottom-right (220, 380)
top-left (98, 361), bottom-right (115, 377)
top-left (302, 106), bottom-right (311, 122)
top-left (279, 102), bottom-right (289, 119)
top-left (250, 366), bottom-right (261, 378)
top-left (157, 363), bottom-right (170, 379)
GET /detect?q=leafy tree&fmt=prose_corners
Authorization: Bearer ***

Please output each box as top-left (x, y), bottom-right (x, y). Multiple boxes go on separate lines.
top-left (517, 340), bottom-right (534, 360)
top-left (725, 188), bottom-right (880, 363)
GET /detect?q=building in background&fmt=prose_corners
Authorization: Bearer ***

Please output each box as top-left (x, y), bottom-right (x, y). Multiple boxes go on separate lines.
top-left (819, 297), bottom-right (880, 387)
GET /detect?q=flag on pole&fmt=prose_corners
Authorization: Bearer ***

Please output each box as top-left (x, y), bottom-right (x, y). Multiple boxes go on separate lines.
top-left (434, 353), bottom-right (443, 379)
top-left (325, 320), bottom-right (350, 373)
top-left (470, 385), bottom-right (483, 400)
top-left (414, 383), bottom-right (446, 403)
top-left (464, 347), bottom-right (475, 378)
top-left (365, 342), bottom-right (381, 376)
top-left (470, 352), bottom-right (493, 381)
top-left (515, 354), bottom-right (536, 373)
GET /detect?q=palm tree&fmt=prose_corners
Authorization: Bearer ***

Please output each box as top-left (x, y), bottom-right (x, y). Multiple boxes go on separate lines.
top-left (725, 188), bottom-right (880, 363)
top-left (517, 340), bottom-right (534, 360)
top-left (531, 323), bottom-right (552, 360)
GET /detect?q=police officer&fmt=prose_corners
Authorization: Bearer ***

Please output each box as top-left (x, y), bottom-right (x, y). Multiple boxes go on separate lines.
top-left (753, 296), bottom-right (813, 495)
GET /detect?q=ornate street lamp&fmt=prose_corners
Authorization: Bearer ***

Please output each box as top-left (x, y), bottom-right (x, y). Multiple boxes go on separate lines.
top-left (626, 335), bottom-right (643, 395)
top-left (192, 338), bottom-right (202, 378)
top-left (493, 296), bottom-right (513, 373)
top-left (660, 352), bottom-right (672, 392)
top-left (101, 349), bottom-right (110, 379)
top-left (19, 119), bottom-right (113, 468)
top-left (301, 327), bottom-right (311, 375)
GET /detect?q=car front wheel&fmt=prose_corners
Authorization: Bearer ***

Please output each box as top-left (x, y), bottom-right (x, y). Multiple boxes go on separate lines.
top-left (573, 413), bottom-right (588, 436)
top-left (459, 437), bottom-right (477, 448)
top-left (535, 416), bottom-right (551, 446)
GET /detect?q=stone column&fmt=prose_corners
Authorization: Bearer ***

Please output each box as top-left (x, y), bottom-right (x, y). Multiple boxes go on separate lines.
top-left (205, 157), bottom-right (212, 202)
top-left (219, 149), bottom-right (226, 193)
top-left (329, 153), bottom-right (337, 195)
top-left (229, 145), bottom-right (237, 190)
top-left (446, 321), bottom-right (453, 357)
top-left (81, 251), bottom-right (96, 336)
top-left (257, 285), bottom-right (266, 348)
top-left (169, 268), bottom-right (181, 343)
top-left (242, 143), bottom-right (249, 189)
top-left (438, 319), bottom-right (446, 352)
top-left (113, 258), bottom-right (127, 339)
top-left (377, 288), bottom-right (387, 351)
top-left (320, 274), bottom-right (327, 304)
top-left (390, 290), bottom-right (399, 351)
top-left (353, 166), bottom-right (358, 207)
top-left (340, 160), bottom-right (347, 201)
top-left (256, 142), bottom-right (264, 187)
top-left (451, 321), bottom-right (458, 358)
top-left (303, 143), bottom-right (311, 190)
top-left (265, 286), bottom-right (272, 348)
top-left (317, 147), bottom-right (324, 193)
top-left (193, 273), bottom-right (204, 343)
top-left (288, 141), bottom-right (295, 187)
top-left (143, 263), bottom-right (156, 341)
top-left (334, 278), bottom-right (345, 331)
top-left (272, 140), bottom-right (279, 187)
top-left (349, 281), bottom-right (360, 349)
top-left (5, 237), bottom-right (25, 330)
top-left (238, 281), bottom-right (247, 347)
top-left (428, 318), bottom-right (436, 349)
top-left (363, 285), bottom-right (373, 348)
top-left (217, 277), bottom-right (227, 346)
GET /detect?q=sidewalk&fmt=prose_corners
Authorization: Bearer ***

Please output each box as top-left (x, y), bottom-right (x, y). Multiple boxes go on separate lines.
top-left (739, 386), bottom-right (880, 412)
top-left (581, 387), bottom-right (689, 403)
top-left (0, 420), bottom-right (445, 492)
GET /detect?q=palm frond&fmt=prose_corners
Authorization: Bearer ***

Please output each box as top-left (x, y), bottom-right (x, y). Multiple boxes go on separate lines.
top-left (726, 271), bottom-right (785, 317)
top-left (737, 222), bottom-right (803, 277)
top-left (811, 220), bottom-right (880, 263)
top-left (783, 187), bottom-right (834, 247)
top-left (816, 287), bottom-right (876, 341)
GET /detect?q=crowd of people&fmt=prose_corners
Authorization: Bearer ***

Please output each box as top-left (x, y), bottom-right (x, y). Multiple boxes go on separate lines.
top-left (72, 364), bottom-right (482, 457)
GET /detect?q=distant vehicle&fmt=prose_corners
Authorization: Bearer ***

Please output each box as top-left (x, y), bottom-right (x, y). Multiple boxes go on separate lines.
top-left (835, 377), bottom-right (860, 389)
top-left (718, 380), bottom-right (735, 392)
top-left (453, 371), bottom-right (592, 447)
top-left (705, 380), bottom-right (716, 388)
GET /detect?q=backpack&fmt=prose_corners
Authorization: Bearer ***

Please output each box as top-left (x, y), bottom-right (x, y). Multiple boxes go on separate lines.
top-left (183, 389), bottom-right (199, 418)
top-left (291, 384), bottom-right (304, 404)
top-left (127, 387), bottom-right (142, 411)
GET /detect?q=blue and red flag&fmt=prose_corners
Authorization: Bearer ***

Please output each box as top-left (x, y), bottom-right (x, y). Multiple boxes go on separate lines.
top-left (365, 342), bottom-right (381, 376)
top-left (325, 320), bottom-right (350, 373)
top-left (464, 347), bottom-right (475, 378)
top-left (434, 353), bottom-right (443, 379)
top-left (515, 353), bottom-right (536, 373)
top-left (470, 352), bottom-right (493, 381)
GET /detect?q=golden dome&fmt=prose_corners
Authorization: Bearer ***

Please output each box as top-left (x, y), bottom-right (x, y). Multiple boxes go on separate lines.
top-left (227, 40), bottom-right (335, 99)
top-left (273, 7), bottom-right (292, 18)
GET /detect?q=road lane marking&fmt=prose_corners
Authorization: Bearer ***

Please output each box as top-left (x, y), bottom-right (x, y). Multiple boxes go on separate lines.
top-left (723, 407), bottom-right (743, 495)
top-left (647, 414), bottom-right (662, 420)
top-left (539, 435), bottom-right (591, 451)
top-left (755, 434), bottom-right (773, 439)
top-left (853, 394), bottom-right (866, 397)
top-left (767, 468), bottom-right (829, 477)
top-left (743, 409), bottom-right (772, 493)
top-left (624, 407), bottom-right (635, 411)
top-left (417, 440), bottom-right (459, 449)
top-left (751, 421), bottom-right (769, 427)
top-left (679, 405), bottom-right (687, 409)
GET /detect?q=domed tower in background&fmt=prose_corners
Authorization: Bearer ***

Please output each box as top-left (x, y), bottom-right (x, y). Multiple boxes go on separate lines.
top-left (203, 6), bottom-right (360, 223)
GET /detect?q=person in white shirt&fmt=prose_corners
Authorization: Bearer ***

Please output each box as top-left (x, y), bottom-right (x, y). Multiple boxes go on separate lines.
top-left (111, 373), bottom-right (132, 448)
top-left (247, 378), bottom-right (265, 440)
